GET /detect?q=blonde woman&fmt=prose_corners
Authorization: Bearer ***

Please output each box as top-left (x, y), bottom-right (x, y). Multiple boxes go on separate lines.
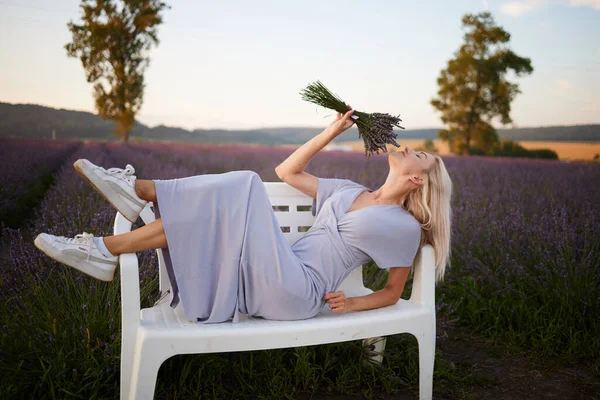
top-left (34, 109), bottom-right (453, 324)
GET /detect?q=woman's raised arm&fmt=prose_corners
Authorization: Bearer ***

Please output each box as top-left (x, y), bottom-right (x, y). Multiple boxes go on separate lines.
top-left (275, 108), bottom-right (355, 198)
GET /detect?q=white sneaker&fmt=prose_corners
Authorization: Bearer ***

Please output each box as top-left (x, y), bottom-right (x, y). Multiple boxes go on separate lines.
top-left (34, 232), bottom-right (117, 282)
top-left (73, 159), bottom-right (148, 223)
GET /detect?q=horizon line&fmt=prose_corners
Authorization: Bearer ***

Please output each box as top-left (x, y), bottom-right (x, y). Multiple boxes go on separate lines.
top-left (2, 100), bottom-right (599, 132)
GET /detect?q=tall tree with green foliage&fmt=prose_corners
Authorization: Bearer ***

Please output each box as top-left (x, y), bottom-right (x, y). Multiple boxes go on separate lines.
top-left (65, 0), bottom-right (170, 142)
top-left (431, 11), bottom-right (533, 155)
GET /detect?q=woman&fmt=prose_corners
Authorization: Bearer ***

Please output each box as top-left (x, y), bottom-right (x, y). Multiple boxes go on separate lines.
top-left (34, 109), bottom-right (453, 324)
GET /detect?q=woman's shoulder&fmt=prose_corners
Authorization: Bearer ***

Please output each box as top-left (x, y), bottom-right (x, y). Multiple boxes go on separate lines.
top-left (341, 179), bottom-right (369, 191)
top-left (373, 205), bottom-right (421, 231)
top-left (322, 177), bottom-right (367, 194)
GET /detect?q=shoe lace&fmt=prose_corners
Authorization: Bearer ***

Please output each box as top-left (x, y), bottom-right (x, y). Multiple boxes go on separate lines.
top-left (105, 164), bottom-right (136, 181)
top-left (62, 232), bottom-right (95, 261)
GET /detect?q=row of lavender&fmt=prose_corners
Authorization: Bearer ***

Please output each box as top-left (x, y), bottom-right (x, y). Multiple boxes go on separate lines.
top-left (0, 142), bottom-right (176, 397)
top-left (441, 156), bottom-right (599, 363)
top-left (1, 140), bottom-right (598, 397)
top-left (0, 138), bottom-right (82, 227)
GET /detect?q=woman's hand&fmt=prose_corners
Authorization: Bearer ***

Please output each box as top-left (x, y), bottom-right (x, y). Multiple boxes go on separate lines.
top-left (325, 104), bottom-right (356, 137)
top-left (323, 291), bottom-right (353, 313)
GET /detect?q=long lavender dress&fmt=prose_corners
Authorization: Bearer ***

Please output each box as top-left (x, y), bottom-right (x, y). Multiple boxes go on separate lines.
top-left (152, 171), bottom-right (421, 324)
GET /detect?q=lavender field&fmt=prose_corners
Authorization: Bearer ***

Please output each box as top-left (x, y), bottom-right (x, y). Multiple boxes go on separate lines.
top-left (0, 138), bottom-right (598, 399)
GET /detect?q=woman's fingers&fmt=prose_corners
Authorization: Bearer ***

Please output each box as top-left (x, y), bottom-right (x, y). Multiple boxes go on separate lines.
top-left (323, 291), bottom-right (345, 300)
top-left (331, 302), bottom-right (346, 312)
top-left (324, 290), bottom-right (348, 312)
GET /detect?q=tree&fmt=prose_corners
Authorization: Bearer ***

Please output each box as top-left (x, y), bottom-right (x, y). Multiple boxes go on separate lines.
top-left (65, 0), bottom-right (170, 142)
top-left (431, 11), bottom-right (533, 156)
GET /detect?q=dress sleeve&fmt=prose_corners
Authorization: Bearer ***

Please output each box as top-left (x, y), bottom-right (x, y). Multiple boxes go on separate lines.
top-left (311, 177), bottom-right (352, 217)
top-left (364, 224), bottom-right (421, 269)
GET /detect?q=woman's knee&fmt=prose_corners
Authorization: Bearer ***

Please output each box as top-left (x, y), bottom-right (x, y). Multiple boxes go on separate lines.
top-left (234, 170), bottom-right (261, 182)
top-left (243, 170), bottom-right (260, 178)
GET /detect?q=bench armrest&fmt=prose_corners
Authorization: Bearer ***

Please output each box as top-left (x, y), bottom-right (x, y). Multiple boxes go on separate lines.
top-left (114, 213), bottom-right (141, 333)
top-left (409, 244), bottom-right (436, 313)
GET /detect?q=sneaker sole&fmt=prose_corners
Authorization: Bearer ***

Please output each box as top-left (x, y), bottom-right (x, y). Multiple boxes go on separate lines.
top-left (34, 235), bottom-right (116, 282)
top-left (73, 159), bottom-right (142, 223)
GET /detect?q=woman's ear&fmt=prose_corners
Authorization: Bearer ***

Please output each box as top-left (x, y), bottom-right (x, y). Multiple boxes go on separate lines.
top-left (410, 175), bottom-right (424, 186)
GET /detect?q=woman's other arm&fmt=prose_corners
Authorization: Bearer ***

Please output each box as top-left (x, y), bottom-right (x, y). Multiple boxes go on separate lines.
top-left (324, 267), bottom-right (410, 312)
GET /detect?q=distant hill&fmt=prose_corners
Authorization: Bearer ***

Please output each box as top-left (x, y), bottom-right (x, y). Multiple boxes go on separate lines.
top-left (1, 102), bottom-right (598, 144)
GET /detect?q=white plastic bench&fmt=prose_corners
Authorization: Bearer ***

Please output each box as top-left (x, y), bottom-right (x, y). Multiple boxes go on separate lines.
top-left (115, 180), bottom-right (436, 399)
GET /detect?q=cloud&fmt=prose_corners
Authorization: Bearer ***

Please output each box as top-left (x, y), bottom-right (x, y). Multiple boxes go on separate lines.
top-left (501, 2), bottom-right (535, 16)
top-left (500, 0), bottom-right (552, 16)
top-left (482, 0), bottom-right (490, 9)
top-left (568, 0), bottom-right (600, 9)
top-left (500, 0), bottom-right (600, 16)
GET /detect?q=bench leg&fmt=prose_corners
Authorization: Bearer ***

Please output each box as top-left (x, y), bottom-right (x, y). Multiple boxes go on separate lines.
top-left (125, 345), bottom-right (165, 400)
top-left (362, 336), bottom-right (387, 365)
top-left (416, 332), bottom-right (434, 400)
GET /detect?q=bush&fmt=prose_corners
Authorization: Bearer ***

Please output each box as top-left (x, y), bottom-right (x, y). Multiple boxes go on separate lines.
top-left (467, 146), bottom-right (486, 155)
top-left (491, 140), bottom-right (558, 159)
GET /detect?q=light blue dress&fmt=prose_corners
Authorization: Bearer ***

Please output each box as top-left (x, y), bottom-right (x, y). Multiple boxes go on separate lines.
top-left (152, 171), bottom-right (421, 324)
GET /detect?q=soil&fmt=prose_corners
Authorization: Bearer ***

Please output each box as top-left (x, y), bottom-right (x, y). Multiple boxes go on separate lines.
top-left (433, 318), bottom-right (599, 400)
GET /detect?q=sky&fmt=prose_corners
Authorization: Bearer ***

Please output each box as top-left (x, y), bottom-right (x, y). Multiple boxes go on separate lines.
top-left (0, 0), bottom-right (599, 131)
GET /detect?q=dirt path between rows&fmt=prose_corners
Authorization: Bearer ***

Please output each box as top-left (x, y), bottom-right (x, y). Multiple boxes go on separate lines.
top-left (433, 318), bottom-right (598, 399)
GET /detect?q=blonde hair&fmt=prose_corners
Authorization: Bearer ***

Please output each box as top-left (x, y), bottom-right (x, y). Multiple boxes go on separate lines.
top-left (401, 155), bottom-right (453, 283)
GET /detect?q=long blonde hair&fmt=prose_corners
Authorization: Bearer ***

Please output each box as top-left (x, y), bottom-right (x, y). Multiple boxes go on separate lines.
top-left (400, 155), bottom-right (453, 283)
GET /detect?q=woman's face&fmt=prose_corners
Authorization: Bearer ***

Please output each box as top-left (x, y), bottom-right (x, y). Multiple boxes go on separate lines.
top-left (388, 145), bottom-right (435, 185)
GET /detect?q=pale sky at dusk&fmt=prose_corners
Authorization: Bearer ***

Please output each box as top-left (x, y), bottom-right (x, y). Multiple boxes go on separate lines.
top-left (1, 0), bottom-right (599, 130)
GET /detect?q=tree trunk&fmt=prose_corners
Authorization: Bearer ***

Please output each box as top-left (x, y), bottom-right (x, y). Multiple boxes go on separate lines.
top-left (464, 126), bottom-right (472, 155)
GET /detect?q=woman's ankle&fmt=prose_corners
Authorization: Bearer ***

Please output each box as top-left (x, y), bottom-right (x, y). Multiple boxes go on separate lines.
top-left (100, 236), bottom-right (120, 256)
top-left (134, 180), bottom-right (145, 199)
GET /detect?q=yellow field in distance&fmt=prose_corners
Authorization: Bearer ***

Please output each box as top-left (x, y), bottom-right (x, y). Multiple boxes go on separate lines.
top-left (329, 139), bottom-right (600, 161)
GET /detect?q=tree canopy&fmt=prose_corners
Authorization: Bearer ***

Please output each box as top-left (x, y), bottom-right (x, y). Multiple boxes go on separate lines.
top-left (431, 11), bottom-right (534, 155)
top-left (65, 0), bottom-right (170, 141)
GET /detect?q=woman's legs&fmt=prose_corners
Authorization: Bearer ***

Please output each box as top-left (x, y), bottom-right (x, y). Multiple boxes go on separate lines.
top-left (103, 218), bottom-right (167, 256)
top-left (103, 179), bottom-right (166, 256)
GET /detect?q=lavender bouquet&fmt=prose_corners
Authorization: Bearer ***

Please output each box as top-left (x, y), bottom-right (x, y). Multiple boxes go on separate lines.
top-left (300, 80), bottom-right (405, 158)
